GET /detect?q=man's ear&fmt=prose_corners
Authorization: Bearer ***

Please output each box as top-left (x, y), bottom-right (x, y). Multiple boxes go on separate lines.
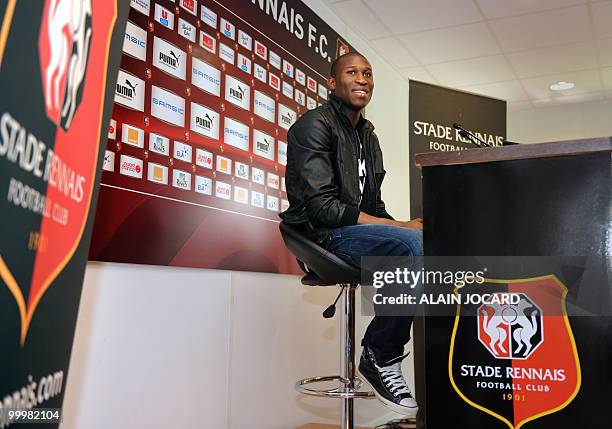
top-left (328, 76), bottom-right (336, 92)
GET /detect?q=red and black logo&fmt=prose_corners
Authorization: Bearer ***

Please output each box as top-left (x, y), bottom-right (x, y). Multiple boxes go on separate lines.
top-left (449, 276), bottom-right (581, 428)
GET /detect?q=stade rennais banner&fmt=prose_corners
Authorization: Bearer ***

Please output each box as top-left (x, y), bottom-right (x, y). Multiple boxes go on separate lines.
top-left (0, 0), bottom-right (129, 427)
top-left (89, 0), bottom-right (355, 274)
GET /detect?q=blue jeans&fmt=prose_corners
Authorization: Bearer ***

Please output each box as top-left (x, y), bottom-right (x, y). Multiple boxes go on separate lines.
top-left (322, 224), bottom-right (423, 363)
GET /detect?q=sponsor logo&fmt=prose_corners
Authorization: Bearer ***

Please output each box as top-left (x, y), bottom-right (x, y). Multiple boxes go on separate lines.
top-left (178, 18), bottom-right (196, 42)
top-left (269, 50), bottom-right (281, 69)
top-left (154, 4), bottom-right (174, 30)
top-left (195, 175), bottom-right (213, 195)
top-left (39, 0), bottom-right (93, 130)
top-left (151, 85), bottom-right (185, 127)
top-left (255, 40), bottom-right (267, 60)
top-left (119, 154), bottom-right (143, 179)
top-left (130, 0), bottom-right (150, 16)
top-left (267, 195), bottom-right (279, 211)
top-left (147, 162), bottom-right (169, 185)
top-left (307, 76), bottom-right (317, 93)
top-left (251, 167), bottom-right (265, 185)
top-left (173, 141), bottom-right (193, 163)
top-left (307, 96), bottom-right (317, 110)
top-left (267, 172), bottom-right (280, 189)
top-left (238, 30), bottom-right (252, 50)
top-left (251, 191), bottom-right (264, 208)
top-left (450, 277), bottom-right (581, 429)
top-left (199, 31), bottom-right (216, 54)
top-left (191, 57), bottom-right (221, 96)
top-left (337, 38), bottom-right (350, 57)
top-left (215, 181), bottom-right (231, 200)
top-left (179, 0), bottom-right (197, 16)
top-left (237, 53), bottom-right (252, 74)
top-left (115, 69), bottom-right (145, 111)
top-left (283, 60), bottom-right (294, 78)
top-left (108, 118), bottom-right (116, 139)
top-left (216, 156), bottom-right (232, 175)
top-left (278, 141), bottom-right (287, 166)
top-left (121, 123), bottom-right (145, 148)
top-left (195, 148), bottom-right (213, 169)
top-left (123, 21), bottom-right (147, 61)
top-left (281, 176), bottom-right (286, 192)
top-left (254, 63), bottom-right (267, 83)
top-left (223, 117), bottom-right (249, 151)
top-left (234, 186), bottom-right (249, 204)
top-left (172, 169), bottom-right (191, 190)
top-left (269, 73), bottom-right (280, 91)
top-left (225, 75), bottom-right (250, 110)
top-left (219, 42), bottom-right (234, 64)
top-left (253, 90), bottom-right (275, 122)
top-left (282, 81), bottom-right (293, 99)
top-left (149, 133), bottom-right (170, 155)
top-left (201, 5), bottom-right (217, 29)
top-left (278, 104), bottom-right (296, 130)
top-left (220, 18), bottom-right (235, 40)
top-left (281, 198), bottom-right (289, 212)
top-left (103, 150), bottom-right (115, 172)
top-left (295, 89), bottom-right (305, 106)
top-left (253, 129), bottom-right (274, 160)
top-left (295, 68), bottom-right (306, 86)
top-left (318, 84), bottom-right (328, 100)
top-left (153, 37), bottom-right (186, 80)
top-left (235, 161), bottom-right (249, 179)
top-left (190, 102), bottom-right (219, 140)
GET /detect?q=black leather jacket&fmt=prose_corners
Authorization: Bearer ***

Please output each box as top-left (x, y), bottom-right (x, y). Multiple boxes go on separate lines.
top-left (280, 94), bottom-right (393, 243)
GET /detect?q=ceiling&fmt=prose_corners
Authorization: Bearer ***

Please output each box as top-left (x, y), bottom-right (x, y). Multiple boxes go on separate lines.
top-left (323, 0), bottom-right (612, 111)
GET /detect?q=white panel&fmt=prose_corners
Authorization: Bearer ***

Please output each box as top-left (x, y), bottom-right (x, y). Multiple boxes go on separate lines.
top-left (152, 37), bottom-right (187, 80)
top-left (399, 23), bottom-right (499, 65)
top-left (191, 57), bottom-right (221, 96)
top-left (123, 21), bottom-right (147, 61)
top-left (592, 1), bottom-right (612, 39)
top-left (490, 6), bottom-right (591, 52)
top-left (369, 37), bottom-right (419, 68)
top-left (60, 263), bottom-right (231, 429)
top-left (476, 0), bottom-right (585, 19)
top-left (223, 117), bottom-right (250, 151)
top-left (330, 0), bottom-right (390, 39)
top-left (115, 70), bottom-right (145, 111)
top-left (364, 0), bottom-right (481, 33)
top-left (426, 55), bottom-right (515, 87)
top-left (151, 86), bottom-right (185, 126)
top-left (508, 42), bottom-right (598, 78)
top-left (190, 102), bottom-right (220, 139)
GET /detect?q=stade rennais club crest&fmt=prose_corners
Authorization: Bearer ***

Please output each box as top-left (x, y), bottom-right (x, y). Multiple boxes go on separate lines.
top-left (448, 275), bottom-right (581, 428)
top-left (0, 0), bottom-right (116, 345)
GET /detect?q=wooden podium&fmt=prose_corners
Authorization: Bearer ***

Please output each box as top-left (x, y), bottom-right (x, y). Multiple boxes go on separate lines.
top-left (413, 138), bottom-right (611, 428)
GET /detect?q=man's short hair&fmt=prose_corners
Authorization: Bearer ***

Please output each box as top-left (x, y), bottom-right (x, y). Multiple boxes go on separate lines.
top-left (330, 52), bottom-right (369, 78)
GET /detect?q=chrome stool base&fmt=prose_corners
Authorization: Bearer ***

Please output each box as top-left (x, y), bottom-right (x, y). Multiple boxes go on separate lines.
top-left (296, 375), bottom-right (375, 399)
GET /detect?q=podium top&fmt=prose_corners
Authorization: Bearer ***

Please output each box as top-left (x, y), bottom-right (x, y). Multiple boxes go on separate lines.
top-left (415, 137), bottom-right (612, 168)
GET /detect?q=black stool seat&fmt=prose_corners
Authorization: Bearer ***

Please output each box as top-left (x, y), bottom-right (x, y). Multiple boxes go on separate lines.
top-left (279, 221), bottom-right (360, 285)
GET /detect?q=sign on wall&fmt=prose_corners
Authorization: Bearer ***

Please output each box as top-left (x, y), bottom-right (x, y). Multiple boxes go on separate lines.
top-left (409, 80), bottom-right (507, 217)
top-left (0, 0), bottom-right (128, 425)
top-left (89, 0), bottom-right (353, 273)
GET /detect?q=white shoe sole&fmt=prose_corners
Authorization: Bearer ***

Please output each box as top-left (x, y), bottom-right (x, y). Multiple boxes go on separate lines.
top-left (358, 368), bottom-right (419, 416)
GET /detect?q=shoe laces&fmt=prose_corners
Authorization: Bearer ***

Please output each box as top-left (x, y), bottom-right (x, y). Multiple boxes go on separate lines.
top-left (377, 361), bottom-right (411, 397)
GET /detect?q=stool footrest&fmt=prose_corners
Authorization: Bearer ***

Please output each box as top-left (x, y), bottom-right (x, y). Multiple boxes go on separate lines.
top-left (295, 375), bottom-right (375, 399)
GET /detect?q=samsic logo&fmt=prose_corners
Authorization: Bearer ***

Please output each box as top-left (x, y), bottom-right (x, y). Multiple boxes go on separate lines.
top-left (123, 21), bottom-right (147, 61)
top-left (39, 0), bottom-right (93, 130)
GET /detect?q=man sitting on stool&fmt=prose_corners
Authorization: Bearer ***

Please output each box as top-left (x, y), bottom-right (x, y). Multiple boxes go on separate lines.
top-left (280, 51), bottom-right (423, 416)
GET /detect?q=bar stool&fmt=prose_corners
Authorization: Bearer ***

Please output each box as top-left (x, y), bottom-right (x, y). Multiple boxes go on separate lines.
top-left (279, 221), bottom-right (374, 429)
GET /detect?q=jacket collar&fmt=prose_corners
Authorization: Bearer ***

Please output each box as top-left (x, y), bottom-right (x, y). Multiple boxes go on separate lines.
top-left (328, 93), bottom-right (374, 132)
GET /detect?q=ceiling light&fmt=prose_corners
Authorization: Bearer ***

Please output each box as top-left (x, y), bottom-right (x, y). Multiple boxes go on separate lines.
top-left (550, 81), bottom-right (575, 91)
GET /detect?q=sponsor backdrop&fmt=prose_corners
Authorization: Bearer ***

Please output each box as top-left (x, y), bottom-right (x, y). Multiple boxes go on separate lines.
top-left (90, 0), bottom-right (353, 273)
top-left (408, 80), bottom-right (506, 217)
top-left (0, 0), bottom-right (129, 426)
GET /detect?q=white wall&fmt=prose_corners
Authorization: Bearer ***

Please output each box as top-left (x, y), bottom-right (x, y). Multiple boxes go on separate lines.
top-left (508, 98), bottom-right (612, 143)
top-left (61, 1), bottom-right (413, 428)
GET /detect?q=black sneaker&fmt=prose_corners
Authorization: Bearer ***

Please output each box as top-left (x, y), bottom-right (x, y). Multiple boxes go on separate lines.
top-left (358, 346), bottom-right (418, 416)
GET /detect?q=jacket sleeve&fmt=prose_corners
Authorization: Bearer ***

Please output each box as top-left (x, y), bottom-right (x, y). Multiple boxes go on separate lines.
top-left (371, 133), bottom-right (395, 220)
top-left (287, 112), bottom-right (360, 228)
